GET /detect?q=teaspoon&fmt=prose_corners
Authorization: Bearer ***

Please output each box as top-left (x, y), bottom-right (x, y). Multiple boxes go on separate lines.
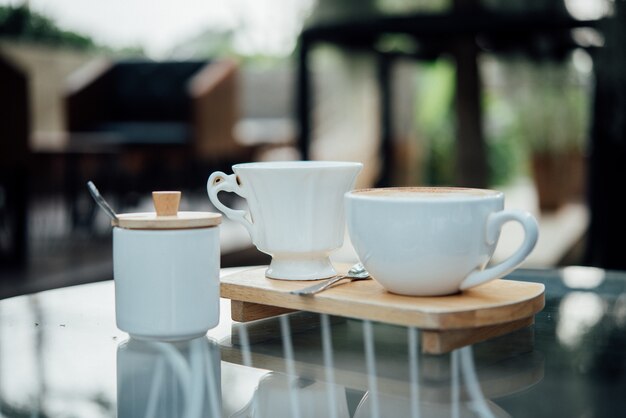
top-left (290, 262), bottom-right (371, 296)
top-left (86, 181), bottom-right (119, 223)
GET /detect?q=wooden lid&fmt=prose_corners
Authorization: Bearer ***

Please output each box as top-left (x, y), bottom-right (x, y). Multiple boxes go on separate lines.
top-left (114, 191), bottom-right (221, 230)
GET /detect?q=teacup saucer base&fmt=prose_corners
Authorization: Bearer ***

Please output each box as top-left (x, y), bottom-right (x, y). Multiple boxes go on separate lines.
top-left (265, 256), bottom-right (336, 281)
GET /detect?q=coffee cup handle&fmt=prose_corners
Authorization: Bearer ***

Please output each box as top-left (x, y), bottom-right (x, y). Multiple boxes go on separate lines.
top-left (207, 172), bottom-right (256, 241)
top-left (459, 210), bottom-right (539, 291)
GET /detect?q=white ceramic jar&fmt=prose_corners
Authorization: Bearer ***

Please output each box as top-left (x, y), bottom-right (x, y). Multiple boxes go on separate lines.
top-left (113, 192), bottom-right (222, 341)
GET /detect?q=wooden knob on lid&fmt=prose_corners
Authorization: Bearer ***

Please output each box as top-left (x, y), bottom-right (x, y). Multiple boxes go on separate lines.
top-left (153, 191), bottom-right (181, 217)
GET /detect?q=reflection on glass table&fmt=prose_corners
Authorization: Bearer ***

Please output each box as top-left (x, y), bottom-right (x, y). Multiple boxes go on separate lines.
top-left (231, 371), bottom-right (350, 418)
top-left (222, 313), bottom-right (541, 418)
top-left (117, 337), bottom-right (221, 418)
top-left (0, 267), bottom-right (625, 417)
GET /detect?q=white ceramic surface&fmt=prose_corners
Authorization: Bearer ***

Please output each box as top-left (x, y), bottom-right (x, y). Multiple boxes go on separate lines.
top-left (207, 161), bottom-right (362, 280)
top-left (113, 227), bottom-right (220, 340)
top-left (345, 187), bottom-right (539, 296)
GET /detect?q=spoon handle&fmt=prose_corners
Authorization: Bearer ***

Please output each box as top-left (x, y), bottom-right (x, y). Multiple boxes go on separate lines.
top-left (290, 275), bottom-right (346, 296)
top-left (87, 181), bottom-right (119, 222)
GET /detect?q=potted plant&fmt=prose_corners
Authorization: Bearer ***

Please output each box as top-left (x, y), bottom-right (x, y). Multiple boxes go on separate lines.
top-left (512, 59), bottom-right (590, 211)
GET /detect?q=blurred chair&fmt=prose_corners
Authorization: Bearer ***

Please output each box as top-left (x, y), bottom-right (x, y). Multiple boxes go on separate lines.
top-left (65, 59), bottom-right (243, 160)
top-left (62, 59), bottom-right (250, 216)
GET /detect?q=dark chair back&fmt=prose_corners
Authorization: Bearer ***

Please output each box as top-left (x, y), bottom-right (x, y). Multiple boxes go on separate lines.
top-left (107, 61), bottom-right (207, 122)
top-left (66, 60), bottom-right (209, 145)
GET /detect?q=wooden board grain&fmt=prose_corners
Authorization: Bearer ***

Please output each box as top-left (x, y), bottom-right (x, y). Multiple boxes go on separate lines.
top-left (421, 316), bottom-right (534, 354)
top-left (115, 211), bottom-right (221, 229)
top-left (231, 300), bottom-right (296, 322)
top-left (220, 266), bottom-right (545, 330)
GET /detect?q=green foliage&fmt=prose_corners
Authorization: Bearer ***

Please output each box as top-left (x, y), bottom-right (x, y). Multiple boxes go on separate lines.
top-left (502, 58), bottom-right (590, 155)
top-left (0, 5), bottom-right (97, 50)
top-left (0, 5), bottom-right (147, 56)
top-left (376, 34), bottom-right (419, 55)
top-left (375, 0), bottom-right (451, 14)
top-left (483, 88), bottom-right (525, 185)
top-left (416, 58), bottom-right (524, 187)
top-left (416, 59), bottom-right (456, 185)
top-left (486, 120), bottom-right (525, 186)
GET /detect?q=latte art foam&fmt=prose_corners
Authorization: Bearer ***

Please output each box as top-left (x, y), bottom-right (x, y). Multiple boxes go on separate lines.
top-left (352, 187), bottom-right (498, 199)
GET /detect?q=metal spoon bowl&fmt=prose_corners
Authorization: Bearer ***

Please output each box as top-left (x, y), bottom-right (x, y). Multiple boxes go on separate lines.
top-left (290, 262), bottom-right (371, 296)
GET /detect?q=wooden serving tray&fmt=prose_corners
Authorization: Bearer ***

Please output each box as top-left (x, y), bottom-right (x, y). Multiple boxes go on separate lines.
top-left (220, 266), bottom-right (545, 354)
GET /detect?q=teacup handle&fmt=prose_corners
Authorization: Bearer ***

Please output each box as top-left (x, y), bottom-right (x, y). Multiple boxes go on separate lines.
top-left (207, 172), bottom-right (256, 241)
top-left (459, 210), bottom-right (539, 291)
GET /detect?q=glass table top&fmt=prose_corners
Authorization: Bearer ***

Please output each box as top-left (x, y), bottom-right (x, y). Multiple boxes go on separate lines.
top-left (1, 266), bottom-right (625, 417)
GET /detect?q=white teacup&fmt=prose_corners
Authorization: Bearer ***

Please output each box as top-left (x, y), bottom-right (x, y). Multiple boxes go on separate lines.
top-left (345, 187), bottom-right (539, 296)
top-left (208, 161), bottom-right (362, 280)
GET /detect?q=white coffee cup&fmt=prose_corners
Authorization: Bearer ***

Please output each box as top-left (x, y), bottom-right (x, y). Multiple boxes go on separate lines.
top-left (208, 161), bottom-right (362, 280)
top-left (345, 187), bottom-right (539, 296)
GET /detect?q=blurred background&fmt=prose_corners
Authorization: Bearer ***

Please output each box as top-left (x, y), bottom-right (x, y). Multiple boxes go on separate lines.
top-left (1, 0), bottom-right (624, 297)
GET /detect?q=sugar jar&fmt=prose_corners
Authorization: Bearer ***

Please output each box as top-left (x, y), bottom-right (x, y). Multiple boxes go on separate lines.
top-left (113, 191), bottom-right (221, 340)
